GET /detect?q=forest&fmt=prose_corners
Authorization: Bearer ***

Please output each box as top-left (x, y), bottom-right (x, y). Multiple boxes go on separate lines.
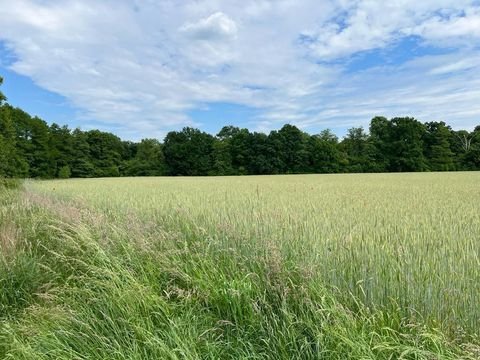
top-left (1, 77), bottom-right (479, 178)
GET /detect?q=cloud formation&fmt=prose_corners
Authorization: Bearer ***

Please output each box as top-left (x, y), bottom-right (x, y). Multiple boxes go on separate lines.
top-left (0, 0), bottom-right (479, 139)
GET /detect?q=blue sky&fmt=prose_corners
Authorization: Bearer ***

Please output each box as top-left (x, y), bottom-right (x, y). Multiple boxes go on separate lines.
top-left (1, 1), bottom-right (480, 140)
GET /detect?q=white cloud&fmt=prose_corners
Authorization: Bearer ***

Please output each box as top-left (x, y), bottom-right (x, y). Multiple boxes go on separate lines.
top-left (408, 7), bottom-right (480, 43)
top-left (180, 12), bottom-right (237, 41)
top-left (306, 1), bottom-right (478, 60)
top-left (0, 0), bottom-right (479, 139)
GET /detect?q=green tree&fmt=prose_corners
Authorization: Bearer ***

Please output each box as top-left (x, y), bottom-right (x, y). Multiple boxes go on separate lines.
top-left (341, 127), bottom-right (380, 172)
top-left (0, 78), bottom-right (19, 177)
top-left (247, 132), bottom-right (278, 175)
top-left (217, 126), bottom-right (253, 175)
top-left (49, 123), bottom-right (74, 177)
top-left (0, 76), bottom-right (6, 104)
top-left (71, 129), bottom-right (95, 178)
top-left (369, 116), bottom-right (391, 172)
top-left (308, 129), bottom-right (346, 173)
top-left (389, 117), bottom-right (427, 172)
top-left (0, 105), bottom-right (23, 177)
top-left (163, 127), bottom-right (214, 176)
top-left (86, 130), bottom-right (123, 177)
top-left (424, 122), bottom-right (455, 171)
top-left (28, 117), bottom-right (54, 178)
top-left (211, 138), bottom-right (234, 175)
top-left (370, 117), bottom-right (427, 172)
top-left (462, 126), bottom-right (480, 170)
top-left (277, 124), bottom-right (310, 173)
top-left (1, 75), bottom-right (479, 180)
top-left (125, 138), bottom-right (165, 176)
top-left (7, 105), bottom-right (33, 175)
top-left (58, 165), bottom-right (72, 179)
top-left (266, 130), bottom-right (286, 174)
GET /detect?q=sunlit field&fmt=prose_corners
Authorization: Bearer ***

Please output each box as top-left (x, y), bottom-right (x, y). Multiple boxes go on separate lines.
top-left (1, 173), bottom-right (479, 359)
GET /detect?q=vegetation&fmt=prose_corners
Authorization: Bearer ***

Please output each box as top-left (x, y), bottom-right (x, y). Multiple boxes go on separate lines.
top-left (1, 77), bottom-right (480, 179)
top-left (1, 174), bottom-right (479, 358)
top-left (0, 177), bottom-right (20, 190)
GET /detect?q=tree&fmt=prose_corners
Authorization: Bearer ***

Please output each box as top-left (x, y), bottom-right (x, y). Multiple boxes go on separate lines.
top-left (0, 76), bottom-right (6, 105)
top-left (266, 130), bottom-right (286, 174)
top-left (341, 127), bottom-right (378, 173)
top-left (58, 165), bottom-right (72, 179)
top-left (215, 126), bottom-right (246, 175)
top-left (8, 105), bottom-right (33, 175)
top-left (370, 117), bottom-right (428, 172)
top-left (277, 124), bottom-right (310, 173)
top-left (163, 127), bottom-right (214, 176)
top-left (369, 116), bottom-right (394, 172)
top-left (211, 138), bottom-right (234, 175)
top-left (246, 132), bottom-right (277, 175)
top-left (389, 117), bottom-right (428, 172)
top-left (125, 138), bottom-right (165, 176)
top-left (217, 126), bottom-right (253, 175)
top-left (1, 77), bottom-right (480, 180)
top-left (424, 122), bottom-right (454, 171)
top-left (49, 123), bottom-right (74, 177)
top-left (70, 129), bottom-right (95, 178)
top-left (0, 78), bottom-right (15, 177)
top-left (86, 130), bottom-right (123, 177)
top-left (0, 106), bottom-right (18, 177)
top-left (462, 126), bottom-right (480, 170)
top-left (29, 117), bottom-right (54, 178)
top-left (308, 129), bottom-right (346, 173)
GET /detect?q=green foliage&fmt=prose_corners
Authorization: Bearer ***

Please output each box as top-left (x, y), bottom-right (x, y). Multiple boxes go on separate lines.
top-left (309, 129), bottom-right (347, 173)
top-left (58, 165), bottom-right (71, 179)
top-left (0, 177), bottom-right (21, 189)
top-left (0, 106), bottom-right (28, 177)
top-left (124, 138), bottom-right (165, 176)
top-left (0, 69), bottom-right (479, 180)
top-left (29, 116), bottom-right (54, 178)
top-left (86, 130), bottom-right (123, 177)
top-left (277, 124), bottom-right (311, 173)
top-left (0, 76), bottom-right (6, 104)
top-left (70, 128), bottom-right (95, 178)
top-left (163, 127), bottom-right (215, 176)
top-left (341, 127), bottom-right (378, 172)
top-left (425, 122), bottom-right (455, 171)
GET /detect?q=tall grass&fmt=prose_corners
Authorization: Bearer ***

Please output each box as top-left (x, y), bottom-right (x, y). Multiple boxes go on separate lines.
top-left (0, 177), bottom-right (21, 190)
top-left (1, 173), bottom-right (479, 358)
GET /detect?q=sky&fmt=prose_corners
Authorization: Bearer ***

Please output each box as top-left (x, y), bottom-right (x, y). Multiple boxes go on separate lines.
top-left (1, 0), bottom-right (480, 141)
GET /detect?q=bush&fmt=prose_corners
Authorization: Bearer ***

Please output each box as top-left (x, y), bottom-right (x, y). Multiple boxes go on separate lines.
top-left (58, 166), bottom-right (72, 179)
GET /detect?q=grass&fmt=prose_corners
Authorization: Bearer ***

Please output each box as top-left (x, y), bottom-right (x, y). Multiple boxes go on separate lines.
top-left (1, 173), bottom-right (479, 359)
top-left (0, 177), bottom-right (21, 190)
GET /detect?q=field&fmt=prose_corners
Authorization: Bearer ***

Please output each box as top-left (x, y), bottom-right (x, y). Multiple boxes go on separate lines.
top-left (1, 173), bottom-right (479, 359)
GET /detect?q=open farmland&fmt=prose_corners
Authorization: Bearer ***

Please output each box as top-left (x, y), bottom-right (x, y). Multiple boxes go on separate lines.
top-left (1, 173), bottom-right (480, 359)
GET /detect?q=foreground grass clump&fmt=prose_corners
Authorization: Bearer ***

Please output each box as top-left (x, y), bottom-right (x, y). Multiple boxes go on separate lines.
top-left (0, 177), bottom-right (21, 190)
top-left (1, 173), bottom-right (479, 358)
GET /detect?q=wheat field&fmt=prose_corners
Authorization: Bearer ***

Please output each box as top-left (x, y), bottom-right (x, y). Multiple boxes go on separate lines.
top-left (1, 173), bottom-right (479, 359)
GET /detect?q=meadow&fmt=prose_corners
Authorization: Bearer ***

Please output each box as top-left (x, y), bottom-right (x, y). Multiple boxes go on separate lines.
top-left (1, 173), bottom-right (479, 359)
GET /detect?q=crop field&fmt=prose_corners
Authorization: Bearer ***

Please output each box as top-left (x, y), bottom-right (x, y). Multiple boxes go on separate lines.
top-left (1, 173), bottom-right (480, 359)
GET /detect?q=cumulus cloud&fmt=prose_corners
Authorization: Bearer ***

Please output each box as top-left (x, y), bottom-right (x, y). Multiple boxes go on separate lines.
top-left (0, 0), bottom-right (479, 139)
top-left (180, 12), bottom-right (238, 41)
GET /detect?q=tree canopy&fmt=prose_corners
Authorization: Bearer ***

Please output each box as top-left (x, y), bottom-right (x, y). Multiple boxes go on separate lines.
top-left (1, 80), bottom-right (479, 178)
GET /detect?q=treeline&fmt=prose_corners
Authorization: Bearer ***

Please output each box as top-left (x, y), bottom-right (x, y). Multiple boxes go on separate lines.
top-left (1, 78), bottom-right (479, 178)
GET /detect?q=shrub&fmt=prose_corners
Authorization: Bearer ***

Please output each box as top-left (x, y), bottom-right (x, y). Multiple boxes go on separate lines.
top-left (58, 166), bottom-right (72, 179)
